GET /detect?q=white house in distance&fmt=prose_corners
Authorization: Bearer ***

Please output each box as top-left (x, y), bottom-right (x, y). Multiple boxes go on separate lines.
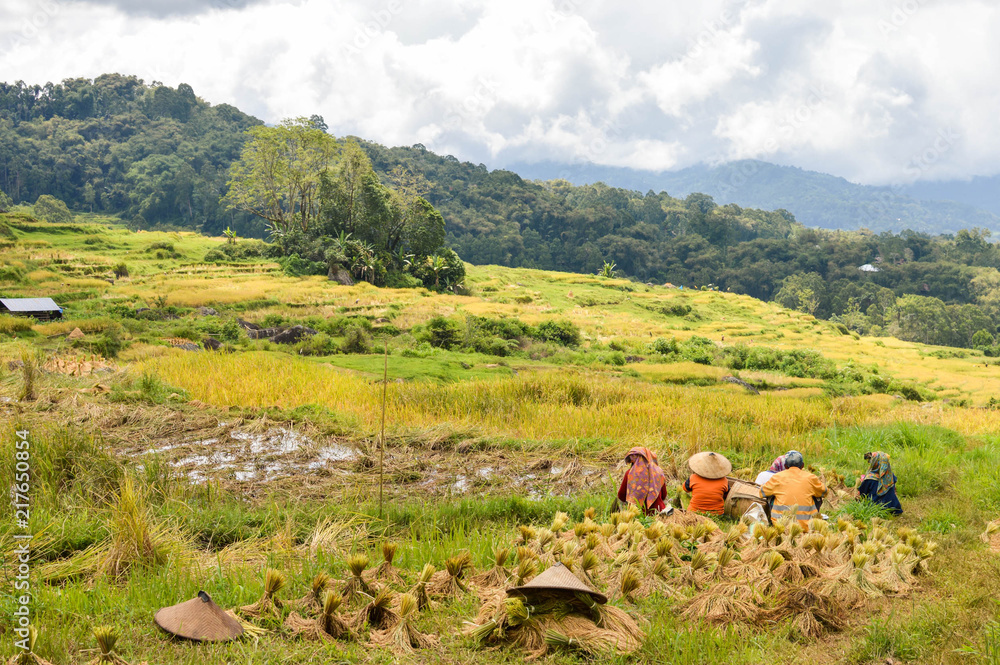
top-left (0, 297), bottom-right (64, 320)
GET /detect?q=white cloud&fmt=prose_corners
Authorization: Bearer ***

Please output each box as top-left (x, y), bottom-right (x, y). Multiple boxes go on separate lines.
top-left (0, 0), bottom-right (998, 183)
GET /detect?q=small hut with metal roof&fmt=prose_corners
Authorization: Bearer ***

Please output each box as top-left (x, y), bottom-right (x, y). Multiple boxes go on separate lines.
top-left (0, 297), bottom-right (63, 320)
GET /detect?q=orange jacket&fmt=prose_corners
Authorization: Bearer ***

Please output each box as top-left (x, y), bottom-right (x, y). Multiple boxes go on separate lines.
top-left (761, 467), bottom-right (827, 525)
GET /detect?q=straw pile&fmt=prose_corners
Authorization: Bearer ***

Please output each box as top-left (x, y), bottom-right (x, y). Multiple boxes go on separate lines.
top-left (7, 626), bottom-right (55, 665)
top-left (464, 507), bottom-right (939, 656)
top-left (465, 588), bottom-right (643, 659)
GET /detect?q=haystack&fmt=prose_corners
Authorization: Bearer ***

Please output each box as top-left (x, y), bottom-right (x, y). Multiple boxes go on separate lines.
top-left (471, 547), bottom-right (511, 589)
top-left (348, 587), bottom-right (399, 632)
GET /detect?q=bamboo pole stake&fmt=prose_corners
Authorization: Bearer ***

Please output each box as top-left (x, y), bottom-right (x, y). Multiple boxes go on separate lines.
top-left (379, 340), bottom-right (388, 518)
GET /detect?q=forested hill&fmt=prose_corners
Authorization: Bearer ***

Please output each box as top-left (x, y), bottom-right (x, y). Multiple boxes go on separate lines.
top-left (507, 160), bottom-right (1000, 236)
top-left (7, 76), bottom-right (1000, 349)
top-left (0, 74), bottom-right (267, 237)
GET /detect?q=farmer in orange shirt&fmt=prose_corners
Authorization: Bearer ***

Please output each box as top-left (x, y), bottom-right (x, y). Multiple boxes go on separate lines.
top-left (761, 451), bottom-right (827, 526)
top-left (683, 451), bottom-right (731, 515)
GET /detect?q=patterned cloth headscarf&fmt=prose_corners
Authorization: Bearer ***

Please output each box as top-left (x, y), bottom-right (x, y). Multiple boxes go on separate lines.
top-left (767, 455), bottom-right (787, 474)
top-left (861, 451), bottom-right (895, 496)
top-left (624, 447), bottom-right (666, 510)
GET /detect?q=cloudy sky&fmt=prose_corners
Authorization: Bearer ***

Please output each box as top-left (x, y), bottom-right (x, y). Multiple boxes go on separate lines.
top-left (1, 0), bottom-right (997, 184)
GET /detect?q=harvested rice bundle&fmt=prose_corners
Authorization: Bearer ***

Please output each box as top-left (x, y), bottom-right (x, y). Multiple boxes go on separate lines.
top-left (611, 546), bottom-right (641, 569)
top-left (9, 626), bottom-right (55, 665)
top-left (467, 593), bottom-right (640, 659)
top-left (774, 558), bottom-right (821, 584)
top-left (86, 626), bottom-right (130, 665)
top-left (370, 543), bottom-right (404, 585)
top-left (472, 547), bottom-right (512, 589)
top-left (239, 568), bottom-right (286, 619)
top-left (752, 550), bottom-right (787, 596)
top-left (598, 523), bottom-right (615, 539)
top-left (841, 551), bottom-right (883, 598)
top-left (342, 554), bottom-right (375, 603)
top-left (428, 552), bottom-right (472, 598)
top-left (681, 582), bottom-right (758, 623)
top-left (370, 593), bottom-right (438, 654)
top-left (679, 550), bottom-right (715, 589)
top-left (517, 525), bottom-right (538, 546)
top-left (615, 566), bottom-right (641, 603)
top-left (579, 550), bottom-right (602, 585)
top-left (290, 572), bottom-right (332, 612)
top-left (536, 528), bottom-right (555, 552)
top-left (349, 587), bottom-right (399, 632)
top-left (224, 610), bottom-right (269, 638)
top-left (550, 512), bottom-right (570, 534)
top-left (724, 522), bottom-right (749, 547)
top-left (544, 618), bottom-right (639, 657)
top-left (408, 563), bottom-right (436, 611)
top-left (514, 558), bottom-right (539, 586)
top-left (766, 586), bottom-right (846, 639)
top-left (711, 547), bottom-right (742, 579)
top-left (285, 590), bottom-right (354, 641)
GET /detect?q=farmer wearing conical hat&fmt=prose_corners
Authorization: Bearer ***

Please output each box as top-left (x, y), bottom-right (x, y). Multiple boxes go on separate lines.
top-left (683, 451), bottom-right (731, 515)
top-left (761, 451), bottom-right (827, 527)
top-left (857, 451), bottom-right (902, 515)
top-left (616, 447), bottom-right (668, 515)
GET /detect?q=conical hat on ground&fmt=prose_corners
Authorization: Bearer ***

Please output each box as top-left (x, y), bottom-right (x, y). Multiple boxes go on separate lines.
top-left (154, 591), bottom-right (244, 641)
top-left (687, 451), bottom-right (732, 480)
top-left (506, 563), bottom-right (607, 604)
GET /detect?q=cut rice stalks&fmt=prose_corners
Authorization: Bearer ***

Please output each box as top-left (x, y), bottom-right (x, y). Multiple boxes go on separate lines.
top-left (408, 563), bottom-right (436, 611)
top-left (239, 568), bottom-right (286, 620)
top-left (349, 587), bottom-right (399, 632)
top-left (342, 554), bottom-right (375, 603)
top-left (86, 625), bottom-right (131, 665)
top-left (370, 593), bottom-right (439, 654)
top-left (370, 542), bottom-right (404, 585)
top-left (290, 572), bottom-right (332, 612)
top-left (472, 547), bottom-right (511, 589)
top-left (285, 590), bottom-right (354, 641)
top-left (429, 551), bottom-right (472, 598)
top-left (7, 626), bottom-right (55, 665)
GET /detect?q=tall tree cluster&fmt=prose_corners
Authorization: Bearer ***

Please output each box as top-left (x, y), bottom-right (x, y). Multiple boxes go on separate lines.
top-left (224, 119), bottom-right (461, 290)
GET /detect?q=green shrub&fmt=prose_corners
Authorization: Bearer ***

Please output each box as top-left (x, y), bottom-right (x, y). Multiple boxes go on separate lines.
top-left (218, 318), bottom-right (244, 343)
top-left (297, 333), bottom-right (339, 356)
top-left (426, 316), bottom-right (461, 349)
top-left (536, 319), bottom-right (581, 346)
top-left (204, 249), bottom-right (226, 262)
top-left (341, 325), bottom-right (373, 354)
top-left (0, 187), bottom-right (12, 213)
top-left (146, 241), bottom-right (175, 253)
top-left (605, 351), bottom-right (626, 366)
top-left (112, 262), bottom-right (129, 278)
top-left (280, 253), bottom-right (326, 277)
top-left (651, 337), bottom-right (679, 355)
top-left (92, 328), bottom-right (125, 358)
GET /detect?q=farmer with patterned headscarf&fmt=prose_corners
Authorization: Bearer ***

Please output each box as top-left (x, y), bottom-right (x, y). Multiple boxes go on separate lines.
top-left (754, 452), bottom-right (792, 486)
top-left (617, 447), bottom-right (668, 515)
top-left (857, 451), bottom-right (903, 515)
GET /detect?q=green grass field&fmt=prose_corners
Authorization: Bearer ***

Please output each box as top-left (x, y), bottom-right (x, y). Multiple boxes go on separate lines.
top-left (2, 213), bottom-right (1000, 664)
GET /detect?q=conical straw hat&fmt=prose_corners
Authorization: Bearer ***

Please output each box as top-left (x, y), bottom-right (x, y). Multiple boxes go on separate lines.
top-left (506, 563), bottom-right (607, 604)
top-left (687, 451), bottom-right (732, 480)
top-left (155, 591), bottom-right (244, 641)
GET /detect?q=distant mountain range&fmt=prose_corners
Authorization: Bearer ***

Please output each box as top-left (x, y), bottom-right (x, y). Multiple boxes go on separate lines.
top-left (506, 159), bottom-right (1000, 236)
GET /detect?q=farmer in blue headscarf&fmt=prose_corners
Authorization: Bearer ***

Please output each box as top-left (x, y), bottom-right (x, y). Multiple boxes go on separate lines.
top-left (857, 451), bottom-right (903, 515)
